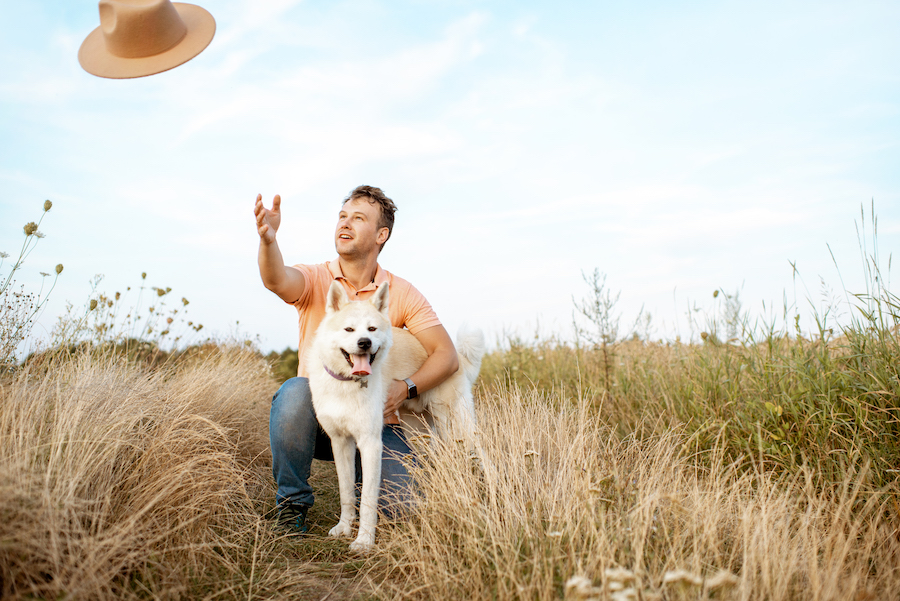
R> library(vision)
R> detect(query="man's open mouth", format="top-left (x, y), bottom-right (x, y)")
top-left (341, 348), bottom-right (378, 376)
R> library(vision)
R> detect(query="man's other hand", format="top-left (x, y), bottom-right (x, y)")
top-left (384, 379), bottom-right (407, 425)
top-left (255, 193), bottom-right (282, 244)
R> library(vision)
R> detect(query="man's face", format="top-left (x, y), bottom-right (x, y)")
top-left (335, 196), bottom-right (387, 258)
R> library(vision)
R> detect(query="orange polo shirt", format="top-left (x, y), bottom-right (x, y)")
top-left (290, 259), bottom-right (442, 377)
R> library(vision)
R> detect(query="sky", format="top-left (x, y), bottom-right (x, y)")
top-left (1, 0), bottom-right (898, 355)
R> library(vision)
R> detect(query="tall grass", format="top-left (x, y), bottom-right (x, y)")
top-left (0, 344), bottom-right (353, 599)
top-left (479, 311), bottom-right (900, 489)
top-left (3, 205), bottom-right (898, 599)
top-left (368, 386), bottom-right (900, 600)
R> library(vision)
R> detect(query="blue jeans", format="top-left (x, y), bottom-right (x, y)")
top-left (269, 377), bottom-right (414, 517)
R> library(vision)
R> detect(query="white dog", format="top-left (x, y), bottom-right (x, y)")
top-left (307, 280), bottom-right (484, 552)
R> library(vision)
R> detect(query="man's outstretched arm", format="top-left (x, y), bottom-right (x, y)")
top-left (255, 193), bottom-right (306, 303)
top-left (384, 324), bottom-right (459, 423)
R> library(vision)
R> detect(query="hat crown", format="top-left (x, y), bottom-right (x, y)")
top-left (99, 0), bottom-right (187, 59)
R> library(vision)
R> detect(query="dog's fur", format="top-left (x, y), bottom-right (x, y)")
top-left (307, 280), bottom-right (484, 552)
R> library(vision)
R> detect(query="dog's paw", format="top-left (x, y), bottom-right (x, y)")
top-left (328, 522), bottom-right (353, 538)
top-left (349, 535), bottom-right (374, 554)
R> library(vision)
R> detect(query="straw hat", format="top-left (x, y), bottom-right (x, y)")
top-left (79, 0), bottom-right (216, 79)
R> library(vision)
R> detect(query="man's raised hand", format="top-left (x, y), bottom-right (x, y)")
top-left (254, 194), bottom-right (282, 244)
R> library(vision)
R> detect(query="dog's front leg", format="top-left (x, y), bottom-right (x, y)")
top-left (328, 435), bottom-right (357, 539)
top-left (350, 434), bottom-right (382, 553)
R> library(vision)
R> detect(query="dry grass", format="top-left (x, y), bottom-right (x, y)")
top-left (0, 345), bottom-right (361, 600)
top-left (2, 333), bottom-right (899, 599)
top-left (367, 384), bottom-right (900, 600)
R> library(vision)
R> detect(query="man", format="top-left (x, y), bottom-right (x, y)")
top-left (255, 185), bottom-right (458, 533)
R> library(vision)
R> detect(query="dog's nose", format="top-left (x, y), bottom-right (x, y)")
top-left (357, 338), bottom-right (371, 351)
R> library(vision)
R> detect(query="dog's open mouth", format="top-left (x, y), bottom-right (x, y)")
top-left (341, 349), bottom-right (378, 376)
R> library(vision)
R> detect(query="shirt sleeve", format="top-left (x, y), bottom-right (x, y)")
top-left (290, 264), bottom-right (316, 307)
top-left (398, 280), bottom-right (442, 335)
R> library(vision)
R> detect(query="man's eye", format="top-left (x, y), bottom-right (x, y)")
top-left (344, 327), bottom-right (354, 332)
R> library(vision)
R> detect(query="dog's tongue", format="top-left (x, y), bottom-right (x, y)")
top-left (350, 354), bottom-right (372, 376)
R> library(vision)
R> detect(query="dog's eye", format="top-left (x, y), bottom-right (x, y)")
top-left (368, 327), bottom-right (376, 332)
top-left (344, 327), bottom-right (354, 332)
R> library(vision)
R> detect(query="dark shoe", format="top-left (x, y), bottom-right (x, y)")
top-left (276, 503), bottom-right (310, 534)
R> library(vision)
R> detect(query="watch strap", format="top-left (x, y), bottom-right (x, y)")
top-left (403, 377), bottom-right (417, 399)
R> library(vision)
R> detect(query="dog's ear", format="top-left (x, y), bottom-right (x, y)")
top-left (326, 281), bottom-right (350, 313)
top-left (371, 282), bottom-right (390, 315)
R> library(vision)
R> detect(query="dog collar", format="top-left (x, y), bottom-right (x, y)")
top-left (323, 364), bottom-right (353, 381)
top-left (323, 364), bottom-right (369, 388)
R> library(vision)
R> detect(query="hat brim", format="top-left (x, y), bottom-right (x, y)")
top-left (78, 3), bottom-right (216, 79)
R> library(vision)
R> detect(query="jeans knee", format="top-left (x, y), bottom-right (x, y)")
top-left (272, 377), bottom-right (312, 415)
top-left (270, 378), bottom-right (315, 437)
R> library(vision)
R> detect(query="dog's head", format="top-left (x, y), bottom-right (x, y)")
top-left (317, 280), bottom-right (392, 377)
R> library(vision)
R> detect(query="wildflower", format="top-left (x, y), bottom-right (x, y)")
top-left (194, 324), bottom-right (203, 332)
top-left (40, 272), bottom-right (49, 277)
top-left (23, 222), bottom-right (38, 236)
top-left (89, 299), bottom-right (98, 311)
top-left (141, 272), bottom-right (147, 280)
top-left (0, 251), bottom-right (8, 259)
top-left (700, 332), bottom-right (708, 340)
top-left (166, 317), bottom-right (174, 324)
top-left (43, 199), bottom-right (52, 211)
top-left (713, 290), bottom-right (719, 298)
top-left (55, 264), bottom-right (64, 274)
top-left (115, 291), bottom-right (120, 300)
top-left (182, 297), bottom-right (189, 306)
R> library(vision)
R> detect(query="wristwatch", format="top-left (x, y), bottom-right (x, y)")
top-left (403, 378), bottom-right (418, 399)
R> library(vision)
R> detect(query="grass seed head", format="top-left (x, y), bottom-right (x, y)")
top-left (565, 575), bottom-right (602, 600)
top-left (705, 570), bottom-right (739, 592)
top-left (610, 588), bottom-right (638, 601)
top-left (43, 199), bottom-right (52, 211)
top-left (663, 570), bottom-right (703, 588)
top-left (605, 567), bottom-right (636, 584)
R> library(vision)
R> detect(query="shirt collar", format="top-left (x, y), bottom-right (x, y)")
top-left (328, 258), bottom-right (388, 293)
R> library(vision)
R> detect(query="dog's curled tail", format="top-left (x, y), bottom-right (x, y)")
top-left (455, 324), bottom-right (485, 383)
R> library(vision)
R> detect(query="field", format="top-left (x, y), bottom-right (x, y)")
top-left (2, 210), bottom-right (899, 599)
top-left (2, 313), bottom-right (899, 599)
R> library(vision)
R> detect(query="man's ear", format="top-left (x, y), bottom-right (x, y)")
top-left (371, 282), bottom-right (390, 314)
top-left (376, 227), bottom-right (389, 246)
top-left (326, 280), bottom-right (350, 313)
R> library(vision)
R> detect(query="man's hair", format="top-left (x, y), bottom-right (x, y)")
top-left (343, 185), bottom-right (397, 252)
